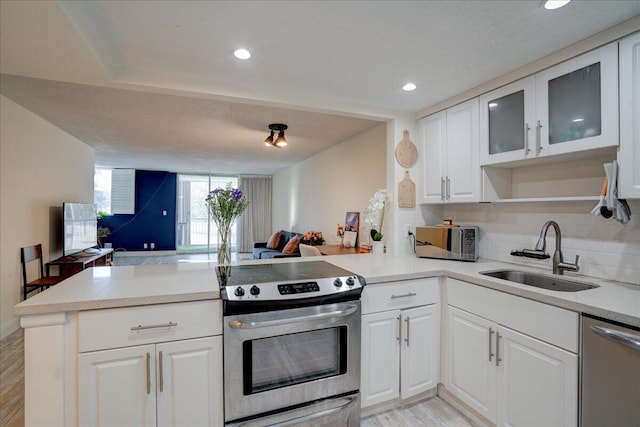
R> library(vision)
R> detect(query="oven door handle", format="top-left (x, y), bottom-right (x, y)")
top-left (229, 395), bottom-right (358, 427)
top-left (227, 303), bottom-right (359, 329)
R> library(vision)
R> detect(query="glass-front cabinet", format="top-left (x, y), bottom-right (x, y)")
top-left (481, 42), bottom-right (618, 166)
top-left (480, 76), bottom-right (536, 165)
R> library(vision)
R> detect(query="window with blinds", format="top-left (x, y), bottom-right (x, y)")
top-left (111, 169), bottom-right (135, 214)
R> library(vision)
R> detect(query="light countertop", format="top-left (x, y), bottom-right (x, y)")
top-left (14, 255), bottom-right (640, 327)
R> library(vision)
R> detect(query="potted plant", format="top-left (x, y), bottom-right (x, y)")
top-left (97, 226), bottom-right (111, 248)
top-left (365, 189), bottom-right (388, 254)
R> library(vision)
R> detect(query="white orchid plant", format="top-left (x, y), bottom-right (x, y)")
top-left (364, 189), bottom-right (388, 242)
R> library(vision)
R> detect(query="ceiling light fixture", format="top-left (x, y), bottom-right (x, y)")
top-left (543, 0), bottom-right (571, 10)
top-left (264, 124), bottom-right (288, 148)
top-left (234, 48), bottom-right (251, 59)
top-left (402, 82), bottom-right (417, 91)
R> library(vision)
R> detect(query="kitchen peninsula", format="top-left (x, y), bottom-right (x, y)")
top-left (14, 254), bottom-right (640, 426)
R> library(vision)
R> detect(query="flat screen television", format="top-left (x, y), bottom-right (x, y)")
top-left (63, 203), bottom-right (98, 257)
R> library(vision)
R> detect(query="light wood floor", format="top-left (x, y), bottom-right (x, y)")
top-left (0, 328), bottom-right (24, 427)
top-left (362, 398), bottom-right (478, 427)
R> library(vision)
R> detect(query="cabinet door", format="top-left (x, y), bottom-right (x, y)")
top-left (536, 43), bottom-right (618, 157)
top-left (156, 336), bottom-right (223, 427)
top-left (420, 111), bottom-right (447, 203)
top-left (446, 306), bottom-right (497, 422)
top-left (446, 98), bottom-right (481, 202)
top-left (361, 310), bottom-right (401, 408)
top-left (496, 326), bottom-right (578, 427)
top-left (480, 76), bottom-right (536, 165)
top-left (619, 32), bottom-right (640, 199)
top-left (78, 344), bottom-right (157, 427)
top-left (400, 305), bottom-right (439, 400)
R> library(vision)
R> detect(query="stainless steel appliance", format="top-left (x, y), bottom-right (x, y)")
top-left (415, 226), bottom-right (478, 261)
top-left (581, 315), bottom-right (640, 427)
top-left (219, 261), bottom-right (365, 427)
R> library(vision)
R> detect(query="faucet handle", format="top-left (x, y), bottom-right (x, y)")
top-left (574, 255), bottom-right (580, 265)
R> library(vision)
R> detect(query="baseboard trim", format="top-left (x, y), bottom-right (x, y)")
top-left (0, 317), bottom-right (21, 341)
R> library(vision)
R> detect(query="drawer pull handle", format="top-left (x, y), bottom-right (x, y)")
top-left (391, 293), bottom-right (417, 299)
top-left (131, 321), bottom-right (178, 331)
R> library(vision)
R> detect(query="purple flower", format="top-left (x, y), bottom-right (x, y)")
top-left (232, 188), bottom-right (243, 201)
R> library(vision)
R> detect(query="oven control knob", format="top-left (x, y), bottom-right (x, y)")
top-left (333, 278), bottom-right (343, 287)
top-left (346, 277), bottom-right (355, 287)
top-left (234, 286), bottom-right (245, 297)
top-left (250, 285), bottom-right (260, 296)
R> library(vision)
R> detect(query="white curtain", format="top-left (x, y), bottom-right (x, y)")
top-left (238, 175), bottom-right (272, 253)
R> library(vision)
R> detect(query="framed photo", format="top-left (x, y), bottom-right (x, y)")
top-left (345, 211), bottom-right (360, 247)
top-left (343, 231), bottom-right (358, 248)
top-left (345, 212), bottom-right (360, 232)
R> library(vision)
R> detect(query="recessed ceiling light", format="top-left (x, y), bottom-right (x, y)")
top-left (544, 0), bottom-right (571, 10)
top-left (233, 48), bottom-right (251, 59)
top-left (402, 83), bottom-right (417, 91)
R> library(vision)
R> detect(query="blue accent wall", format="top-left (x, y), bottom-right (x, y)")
top-left (99, 170), bottom-right (177, 251)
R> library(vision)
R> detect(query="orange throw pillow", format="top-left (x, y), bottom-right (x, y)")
top-left (266, 231), bottom-right (281, 249)
top-left (282, 235), bottom-right (300, 254)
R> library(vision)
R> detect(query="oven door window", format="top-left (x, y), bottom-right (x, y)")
top-left (243, 326), bottom-right (347, 394)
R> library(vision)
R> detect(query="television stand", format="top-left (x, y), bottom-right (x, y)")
top-left (46, 248), bottom-right (114, 277)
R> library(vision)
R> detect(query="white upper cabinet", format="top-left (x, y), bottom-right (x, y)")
top-left (480, 76), bottom-right (536, 165)
top-left (481, 43), bottom-right (619, 166)
top-left (421, 110), bottom-right (448, 203)
top-left (421, 98), bottom-right (481, 204)
top-left (619, 32), bottom-right (640, 199)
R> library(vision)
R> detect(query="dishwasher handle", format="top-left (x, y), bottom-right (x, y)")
top-left (591, 325), bottom-right (640, 352)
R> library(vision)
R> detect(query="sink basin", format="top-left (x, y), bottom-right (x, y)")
top-left (481, 270), bottom-right (599, 292)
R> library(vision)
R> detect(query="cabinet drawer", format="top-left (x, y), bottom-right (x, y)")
top-left (79, 300), bottom-right (221, 352)
top-left (446, 279), bottom-right (578, 353)
top-left (362, 278), bottom-right (439, 314)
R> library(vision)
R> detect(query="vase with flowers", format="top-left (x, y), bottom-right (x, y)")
top-left (364, 189), bottom-right (388, 254)
top-left (336, 223), bottom-right (345, 247)
top-left (302, 230), bottom-right (324, 246)
top-left (206, 183), bottom-right (249, 266)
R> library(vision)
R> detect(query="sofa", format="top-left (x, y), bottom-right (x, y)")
top-left (252, 230), bottom-right (304, 259)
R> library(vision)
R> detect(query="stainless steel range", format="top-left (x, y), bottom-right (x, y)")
top-left (219, 261), bottom-right (366, 427)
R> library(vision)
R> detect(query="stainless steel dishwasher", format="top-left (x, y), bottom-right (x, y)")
top-left (581, 315), bottom-right (640, 427)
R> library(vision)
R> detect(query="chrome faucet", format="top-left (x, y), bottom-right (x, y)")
top-left (535, 221), bottom-right (580, 275)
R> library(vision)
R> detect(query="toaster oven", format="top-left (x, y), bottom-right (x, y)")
top-left (415, 226), bottom-right (478, 261)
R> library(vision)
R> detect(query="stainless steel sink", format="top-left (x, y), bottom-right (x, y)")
top-left (481, 270), bottom-right (599, 292)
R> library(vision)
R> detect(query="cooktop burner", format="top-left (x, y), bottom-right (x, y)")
top-left (217, 260), bottom-right (355, 287)
top-left (218, 260), bottom-right (366, 315)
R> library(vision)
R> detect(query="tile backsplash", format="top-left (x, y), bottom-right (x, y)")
top-left (430, 200), bottom-right (640, 286)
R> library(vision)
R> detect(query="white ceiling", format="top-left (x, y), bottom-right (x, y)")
top-left (1, 0), bottom-right (639, 174)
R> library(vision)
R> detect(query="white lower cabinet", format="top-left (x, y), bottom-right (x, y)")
top-left (79, 336), bottom-right (223, 427)
top-left (446, 305), bottom-right (578, 426)
top-left (447, 306), bottom-right (496, 421)
top-left (77, 300), bottom-right (224, 427)
top-left (361, 279), bottom-right (440, 409)
top-left (79, 344), bottom-right (157, 427)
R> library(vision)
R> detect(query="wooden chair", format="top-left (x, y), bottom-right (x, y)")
top-left (20, 244), bottom-right (64, 300)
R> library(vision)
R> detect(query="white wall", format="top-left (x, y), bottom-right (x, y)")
top-left (0, 96), bottom-right (95, 338)
top-left (272, 123), bottom-right (386, 246)
top-left (432, 201), bottom-right (640, 286)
